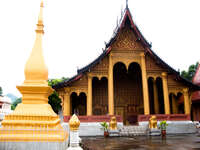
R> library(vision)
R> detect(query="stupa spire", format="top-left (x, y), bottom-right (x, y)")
top-left (36, 0), bottom-right (44, 33)
top-left (24, 0), bottom-right (48, 85)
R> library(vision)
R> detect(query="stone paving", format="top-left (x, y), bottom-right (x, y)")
top-left (82, 134), bottom-right (200, 150)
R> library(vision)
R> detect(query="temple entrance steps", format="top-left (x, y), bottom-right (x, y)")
top-left (119, 125), bottom-right (148, 136)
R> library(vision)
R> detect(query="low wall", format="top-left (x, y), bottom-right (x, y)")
top-left (62, 122), bottom-right (123, 137)
top-left (63, 115), bottom-right (123, 123)
top-left (138, 114), bottom-right (191, 122)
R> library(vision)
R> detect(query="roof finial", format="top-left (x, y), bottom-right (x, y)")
top-left (126, 0), bottom-right (129, 9)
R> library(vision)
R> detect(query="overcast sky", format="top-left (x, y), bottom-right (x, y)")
top-left (0, 0), bottom-right (200, 97)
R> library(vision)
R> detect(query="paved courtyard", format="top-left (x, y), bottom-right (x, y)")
top-left (82, 134), bottom-right (200, 150)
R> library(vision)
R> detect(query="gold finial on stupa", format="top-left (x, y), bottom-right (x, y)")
top-left (36, 0), bottom-right (44, 33)
top-left (69, 114), bottom-right (80, 131)
top-left (24, 0), bottom-right (48, 85)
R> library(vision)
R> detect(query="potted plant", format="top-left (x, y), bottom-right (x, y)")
top-left (100, 122), bottom-right (109, 137)
top-left (159, 120), bottom-right (168, 137)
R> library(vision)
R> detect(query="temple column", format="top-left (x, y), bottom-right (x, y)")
top-left (87, 74), bottom-right (92, 116)
top-left (64, 88), bottom-right (71, 116)
top-left (183, 88), bottom-right (190, 114)
top-left (108, 54), bottom-right (114, 115)
top-left (140, 52), bottom-right (150, 115)
top-left (162, 72), bottom-right (170, 114)
top-left (172, 94), bottom-right (178, 114)
top-left (153, 79), bottom-right (159, 114)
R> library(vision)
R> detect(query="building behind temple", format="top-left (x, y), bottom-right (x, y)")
top-left (191, 62), bottom-right (200, 121)
top-left (0, 96), bottom-right (12, 121)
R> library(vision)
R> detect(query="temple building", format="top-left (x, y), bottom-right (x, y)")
top-left (53, 6), bottom-right (200, 125)
top-left (191, 62), bottom-right (200, 121)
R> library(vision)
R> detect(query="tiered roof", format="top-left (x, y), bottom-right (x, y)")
top-left (53, 6), bottom-right (200, 91)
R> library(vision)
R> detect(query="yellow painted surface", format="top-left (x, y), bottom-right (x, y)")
top-left (162, 72), bottom-right (170, 114)
top-left (183, 88), bottom-right (190, 114)
top-left (64, 92), bottom-right (70, 116)
top-left (140, 53), bottom-right (150, 115)
top-left (0, 0), bottom-right (67, 142)
top-left (108, 54), bottom-right (114, 115)
top-left (87, 74), bottom-right (92, 116)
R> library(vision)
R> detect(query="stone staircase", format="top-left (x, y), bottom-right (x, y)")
top-left (119, 125), bottom-right (148, 136)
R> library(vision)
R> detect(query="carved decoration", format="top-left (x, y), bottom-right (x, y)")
top-left (112, 27), bottom-right (142, 50)
top-left (70, 74), bottom-right (87, 87)
top-left (91, 56), bottom-right (109, 74)
top-left (146, 54), bottom-right (167, 72)
top-left (69, 87), bottom-right (88, 96)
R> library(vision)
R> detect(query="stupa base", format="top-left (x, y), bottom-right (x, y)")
top-left (0, 141), bottom-right (68, 150)
top-left (0, 128), bottom-right (68, 142)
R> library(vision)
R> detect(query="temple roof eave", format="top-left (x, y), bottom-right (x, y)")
top-left (53, 7), bottom-right (200, 91)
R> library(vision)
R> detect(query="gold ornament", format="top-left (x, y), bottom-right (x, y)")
top-left (149, 115), bottom-right (158, 129)
top-left (109, 116), bottom-right (117, 130)
top-left (69, 114), bottom-right (80, 131)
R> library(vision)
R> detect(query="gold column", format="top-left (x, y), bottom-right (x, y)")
top-left (64, 88), bottom-right (70, 116)
top-left (172, 94), bottom-right (178, 114)
top-left (183, 88), bottom-right (190, 114)
top-left (108, 54), bottom-right (114, 115)
top-left (140, 52), bottom-right (150, 115)
top-left (153, 79), bottom-right (159, 114)
top-left (162, 72), bottom-right (170, 114)
top-left (87, 74), bottom-right (92, 116)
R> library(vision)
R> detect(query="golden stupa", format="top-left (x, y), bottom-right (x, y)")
top-left (0, 0), bottom-right (67, 142)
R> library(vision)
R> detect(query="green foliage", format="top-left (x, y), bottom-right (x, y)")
top-left (47, 77), bottom-right (68, 114)
top-left (48, 79), bottom-right (62, 87)
top-left (159, 120), bottom-right (168, 130)
top-left (181, 62), bottom-right (199, 81)
top-left (48, 91), bottom-right (62, 114)
top-left (11, 98), bottom-right (22, 110)
top-left (0, 86), bottom-right (3, 96)
top-left (100, 122), bottom-right (109, 132)
top-left (48, 77), bottom-right (69, 87)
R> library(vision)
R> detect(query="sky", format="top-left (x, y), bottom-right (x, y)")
top-left (0, 0), bottom-right (200, 97)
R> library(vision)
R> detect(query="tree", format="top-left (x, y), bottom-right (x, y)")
top-left (48, 91), bottom-right (62, 114)
top-left (48, 77), bottom-right (68, 114)
top-left (181, 62), bottom-right (199, 81)
top-left (0, 86), bottom-right (3, 96)
top-left (11, 98), bottom-right (22, 110)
